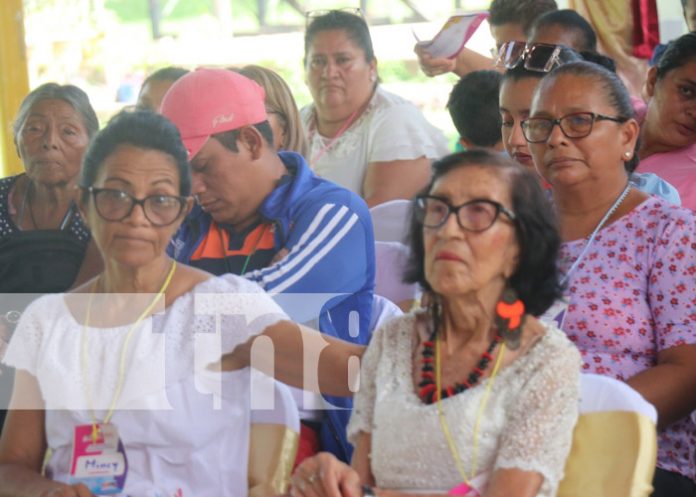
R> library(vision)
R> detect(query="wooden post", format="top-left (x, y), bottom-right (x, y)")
top-left (0, 0), bottom-right (30, 178)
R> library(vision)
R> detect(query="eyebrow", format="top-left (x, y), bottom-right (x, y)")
top-left (103, 177), bottom-right (176, 187)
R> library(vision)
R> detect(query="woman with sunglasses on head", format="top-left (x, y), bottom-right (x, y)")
top-left (525, 61), bottom-right (696, 497)
top-left (302, 9), bottom-right (449, 207)
top-left (637, 32), bottom-right (696, 211)
top-left (499, 50), bottom-right (680, 203)
top-left (0, 110), bottom-right (306, 497)
top-left (290, 149), bottom-right (581, 497)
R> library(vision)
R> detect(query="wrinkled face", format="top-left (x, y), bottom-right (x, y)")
top-left (16, 99), bottom-right (90, 187)
top-left (645, 60), bottom-right (696, 151)
top-left (490, 22), bottom-right (527, 49)
top-left (528, 74), bottom-right (638, 188)
top-left (500, 77), bottom-right (540, 171)
top-left (189, 133), bottom-right (265, 230)
top-left (305, 29), bottom-right (376, 114)
top-left (85, 145), bottom-right (190, 269)
top-left (136, 79), bottom-right (178, 113)
top-left (423, 166), bottom-right (519, 299)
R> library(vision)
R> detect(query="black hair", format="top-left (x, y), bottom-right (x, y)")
top-left (539, 61), bottom-right (640, 172)
top-left (212, 121), bottom-right (275, 152)
top-left (404, 150), bottom-right (562, 317)
top-left (502, 63), bottom-right (547, 84)
top-left (531, 9), bottom-right (597, 52)
top-left (448, 70), bottom-right (503, 148)
top-left (140, 67), bottom-right (190, 89)
top-left (13, 83), bottom-right (99, 142)
top-left (656, 32), bottom-right (696, 80)
top-left (81, 110), bottom-right (191, 197)
top-left (304, 10), bottom-right (374, 63)
top-left (489, 0), bottom-right (558, 35)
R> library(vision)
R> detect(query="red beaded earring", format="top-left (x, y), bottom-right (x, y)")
top-left (495, 288), bottom-right (525, 350)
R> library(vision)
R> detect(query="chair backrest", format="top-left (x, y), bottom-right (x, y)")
top-left (370, 199), bottom-right (411, 243)
top-left (374, 241), bottom-right (420, 306)
top-left (249, 373), bottom-right (300, 497)
top-left (557, 374), bottom-right (657, 497)
top-left (369, 294), bottom-right (404, 335)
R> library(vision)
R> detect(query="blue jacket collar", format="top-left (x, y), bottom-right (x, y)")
top-left (259, 151), bottom-right (315, 221)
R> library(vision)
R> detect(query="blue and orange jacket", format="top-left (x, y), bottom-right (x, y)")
top-left (168, 151), bottom-right (375, 461)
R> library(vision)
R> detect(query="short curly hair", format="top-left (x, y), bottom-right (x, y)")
top-left (81, 110), bottom-right (191, 197)
top-left (403, 150), bottom-right (562, 317)
top-left (489, 0), bottom-right (558, 35)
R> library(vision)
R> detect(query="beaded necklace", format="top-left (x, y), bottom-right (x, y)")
top-left (418, 322), bottom-right (503, 404)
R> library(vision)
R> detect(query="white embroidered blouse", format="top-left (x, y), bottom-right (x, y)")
top-left (347, 311), bottom-right (581, 496)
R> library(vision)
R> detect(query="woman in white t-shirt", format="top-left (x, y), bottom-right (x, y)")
top-left (301, 10), bottom-right (450, 207)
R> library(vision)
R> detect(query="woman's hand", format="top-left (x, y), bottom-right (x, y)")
top-left (414, 44), bottom-right (456, 77)
top-left (290, 452), bottom-right (362, 497)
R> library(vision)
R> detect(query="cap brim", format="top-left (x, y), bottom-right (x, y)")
top-left (182, 135), bottom-right (210, 160)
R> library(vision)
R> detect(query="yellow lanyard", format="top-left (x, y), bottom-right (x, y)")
top-left (81, 260), bottom-right (177, 442)
top-left (435, 333), bottom-right (506, 484)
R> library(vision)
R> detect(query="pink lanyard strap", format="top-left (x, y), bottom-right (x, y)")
top-left (310, 108), bottom-right (359, 165)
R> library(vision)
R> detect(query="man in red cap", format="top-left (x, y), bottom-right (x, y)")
top-left (161, 68), bottom-right (376, 463)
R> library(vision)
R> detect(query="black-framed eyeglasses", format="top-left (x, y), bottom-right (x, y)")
top-left (495, 41), bottom-right (582, 73)
top-left (415, 195), bottom-right (516, 232)
top-left (305, 7), bottom-right (362, 26)
top-left (520, 112), bottom-right (628, 143)
top-left (84, 187), bottom-right (188, 227)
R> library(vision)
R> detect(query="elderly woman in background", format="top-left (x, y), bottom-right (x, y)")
top-left (524, 61), bottom-right (696, 497)
top-left (0, 83), bottom-right (101, 293)
top-left (0, 111), bottom-right (302, 497)
top-left (233, 65), bottom-right (308, 157)
top-left (301, 10), bottom-right (449, 207)
top-left (638, 32), bottom-right (696, 211)
top-left (290, 150), bottom-right (581, 497)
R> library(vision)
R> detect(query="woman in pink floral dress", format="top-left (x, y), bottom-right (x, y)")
top-left (525, 61), bottom-right (696, 497)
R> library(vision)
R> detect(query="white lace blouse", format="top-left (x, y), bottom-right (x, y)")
top-left (347, 311), bottom-right (581, 496)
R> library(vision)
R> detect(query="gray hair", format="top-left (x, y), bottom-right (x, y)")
top-left (12, 83), bottom-right (99, 143)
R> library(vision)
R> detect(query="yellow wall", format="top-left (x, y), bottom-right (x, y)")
top-left (0, 0), bottom-right (30, 178)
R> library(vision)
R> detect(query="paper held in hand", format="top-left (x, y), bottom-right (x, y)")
top-left (414, 12), bottom-right (489, 59)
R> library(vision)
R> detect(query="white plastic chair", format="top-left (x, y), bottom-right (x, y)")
top-left (370, 199), bottom-right (411, 243)
top-left (374, 241), bottom-right (420, 307)
top-left (557, 374), bottom-right (658, 497)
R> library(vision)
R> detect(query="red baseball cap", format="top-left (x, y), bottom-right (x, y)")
top-left (160, 68), bottom-right (267, 159)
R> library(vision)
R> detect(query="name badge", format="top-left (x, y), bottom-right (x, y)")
top-left (70, 423), bottom-right (128, 494)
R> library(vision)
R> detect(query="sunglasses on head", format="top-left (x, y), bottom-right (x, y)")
top-left (305, 7), bottom-right (362, 26)
top-left (495, 41), bottom-right (582, 73)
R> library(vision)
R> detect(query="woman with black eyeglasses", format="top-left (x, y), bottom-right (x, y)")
top-left (0, 111), bottom-right (306, 497)
top-left (526, 61), bottom-right (696, 497)
top-left (290, 150), bottom-right (581, 497)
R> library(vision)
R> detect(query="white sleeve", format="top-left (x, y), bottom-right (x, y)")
top-left (494, 335), bottom-right (581, 489)
top-left (367, 102), bottom-right (450, 163)
top-left (346, 320), bottom-right (387, 442)
top-left (2, 297), bottom-right (49, 375)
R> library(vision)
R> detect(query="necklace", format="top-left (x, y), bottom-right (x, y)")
top-left (81, 260), bottom-right (177, 442)
top-left (435, 324), bottom-right (506, 484)
top-left (22, 180), bottom-right (75, 231)
top-left (418, 324), bottom-right (502, 404)
top-left (217, 223), bottom-right (271, 275)
top-left (310, 108), bottom-right (360, 165)
top-left (560, 183), bottom-right (632, 286)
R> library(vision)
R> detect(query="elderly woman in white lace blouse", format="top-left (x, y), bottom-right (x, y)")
top-left (289, 150), bottom-right (581, 497)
